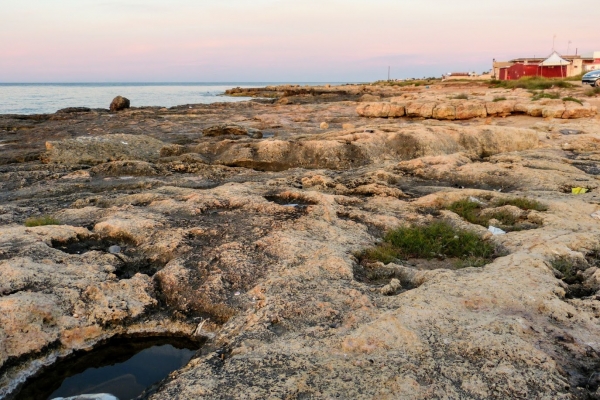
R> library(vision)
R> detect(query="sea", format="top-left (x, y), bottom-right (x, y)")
top-left (0, 82), bottom-right (338, 115)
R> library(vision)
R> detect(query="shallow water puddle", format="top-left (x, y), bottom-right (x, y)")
top-left (14, 338), bottom-right (198, 400)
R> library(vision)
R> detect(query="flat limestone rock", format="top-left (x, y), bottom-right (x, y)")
top-left (43, 134), bottom-right (165, 165)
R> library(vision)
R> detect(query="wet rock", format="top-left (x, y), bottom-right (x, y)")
top-left (109, 96), bottom-right (130, 112)
top-left (56, 107), bottom-right (92, 114)
top-left (53, 394), bottom-right (119, 400)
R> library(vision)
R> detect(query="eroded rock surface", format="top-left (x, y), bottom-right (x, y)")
top-left (2, 82), bottom-right (600, 399)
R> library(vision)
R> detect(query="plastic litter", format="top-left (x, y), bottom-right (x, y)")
top-left (572, 187), bottom-right (589, 194)
top-left (591, 211), bottom-right (600, 220)
top-left (559, 129), bottom-right (582, 135)
top-left (108, 245), bottom-right (121, 254)
top-left (488, 226), bottom-right (506, 235)
top-left (468, 196), bottom-right (485, 205)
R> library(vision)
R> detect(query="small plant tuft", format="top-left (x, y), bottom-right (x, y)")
top-left (584, 87), bottom-right (600, 97)
top-left (492, 96), bottom-right (507, 102)
top-left (24, 215), bottom-right (60, 227)
top-left (562, 96), bottom-right (583, 105)
top-left (446, 197), bottom-right (547, 232)
top-left (492, 197), bottom-right (548, 211)
top-left (531, 91), bottom-right (560, 101)
top-left (452, 93), bottom-right (469, 100)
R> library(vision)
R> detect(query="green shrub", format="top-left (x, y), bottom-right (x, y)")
top-left (492, 96), bottom-right (507, 102)
top-left (24, 215), bottom-right (60, 227)
top-left (492, 77), bottom-right (574, 90)
top-left (359, 221), bottom-right (497, 264)
top-left (452, 93), bottom-right (469, 100)
top-left (447, 199), bottom-right (486, 226)
top-left (492, 197), bottom-right (548, 211)
top-left (446, 197), bottom-right (547, 231)
top-left (531, 91), bottom-right (560, 101)
top-left (550, 256), bottom-right (582, 284)
top-left (562, 96), bottom-right (583, 105)
top-left (584, 87), bottom-right (600, 97)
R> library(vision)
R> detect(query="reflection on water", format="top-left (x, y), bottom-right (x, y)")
top-left (14, 338), bottom-right (199, 400)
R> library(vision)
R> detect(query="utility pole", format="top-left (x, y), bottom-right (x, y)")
top-left (567, 40), bottom-right (571, 55)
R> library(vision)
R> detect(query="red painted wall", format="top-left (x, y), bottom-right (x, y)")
top-left (499, 63), bottom-right (567, 80)
top-left (539, 65), bottom-right (568, 78)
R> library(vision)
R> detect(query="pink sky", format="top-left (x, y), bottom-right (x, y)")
top-left (1, 0), bottom-right (597, 82)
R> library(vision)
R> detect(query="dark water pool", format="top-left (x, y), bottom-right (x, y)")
top-left (14, 337), bottom-right (199, 400)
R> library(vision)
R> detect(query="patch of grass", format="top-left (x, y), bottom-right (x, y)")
top-left (24, 215), bottom-right (60, 227)
top-left (492, 96), bottom-right (507, 102)
top-left (550, 256), bottom-right (582, 284)
top-left (565, 72), bottom-right (586, 81)
top-left (360, 242), bottom-right (399, 264)
top-left (584, 87), bottom-right (600, 97)
top-left (359, 221), bottom-right (497, 264)
top-left (446, 197), bottom-right (547, 231)
top-left (373, 79), bottom-right (440, 87)
top-left (454, 257), bottom-right (490, 269)
top-left (531, 91), bottom-right (560, 101)
top-left (492, 197), bottom-right (548, 211)
top-left (452, 93), bottom-right (469, 100)
top-left (491, 77), bottom-right (574, 90)
top-left (562, 96), bottom-right (583, 105)
top-left (447, 199), bottom-right (487, 226)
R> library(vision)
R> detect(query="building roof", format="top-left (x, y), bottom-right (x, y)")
top-left (539, 51), bottom-right (570, 66)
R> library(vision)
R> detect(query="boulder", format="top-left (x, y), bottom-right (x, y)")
top-left (485, 100), bottom-right (516, 116)
top-left (404, 102), bottom-right (436, 118)
top-left (356, 103), bottom-right (405, 118)
top-left (514, 102), bottom-right (544, 117)
top-left (562, 102), bottom-right (598, 119)
top-left (454, 100), bottom-right (487, 119)
top-left (541, 104), bottom-right (565, 119)
top-left (109, 96), bottom-right (130, 112)
top-left (432, 103), bottom-right (456, 120)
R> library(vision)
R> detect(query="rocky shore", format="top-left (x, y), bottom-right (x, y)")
top-left (2, 81), bottom-right (600, 399)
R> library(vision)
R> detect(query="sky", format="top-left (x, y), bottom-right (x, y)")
top-left (0, 0), bottom-right (597, 82)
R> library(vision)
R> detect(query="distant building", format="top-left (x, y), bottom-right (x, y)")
top-left (493, 51), bottom-right (600, 80)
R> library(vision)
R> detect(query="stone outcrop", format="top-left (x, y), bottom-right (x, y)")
top-left (203, 124), bottom-right (251, 137)
top-left (43, 134), bottom-right (165, 165)
top-left (3, 81), bottom-right (600, 399)
top-left (355, 102), bottom-right (405, 118)
top-left (358, 99), bottom-right (597, 120)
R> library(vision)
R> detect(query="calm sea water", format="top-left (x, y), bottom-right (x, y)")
top-left (0, 82), bottom-right (334, 115)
